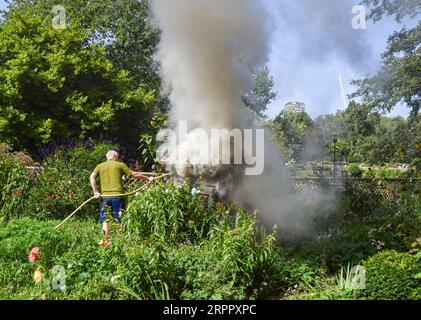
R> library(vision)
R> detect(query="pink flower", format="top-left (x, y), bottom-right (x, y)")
top-left (28, 247), bottom-right (41, 263)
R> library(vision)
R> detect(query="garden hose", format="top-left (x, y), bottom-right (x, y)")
top-left (54, 172), bottom-right (175, 229)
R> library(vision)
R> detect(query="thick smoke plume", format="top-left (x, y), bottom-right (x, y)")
top-left (152, 0), bottom-right (335, 238)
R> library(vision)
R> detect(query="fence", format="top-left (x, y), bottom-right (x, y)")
top-left (291, 177), bottom-right (421, 203)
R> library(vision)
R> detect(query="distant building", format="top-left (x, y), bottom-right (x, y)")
top-left (283, 101), bottom-right (306, 113)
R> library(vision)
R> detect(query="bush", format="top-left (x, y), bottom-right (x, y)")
top-left (26, 142), bottom-right (116, 220)
top-left (120, 183), bottom-right (288, 299)
top-left (1, 141), bottom-right (118, 221)
top-left (362, 250), bottom-right (421, 300)
top-left (347, 164), bottom-right (363, 177)
top-left (122, 180), bottom-right (229, 245)
top-left (0, 145), bottom-right (34, 222)
top-left (113, 182), bottom-right (294, 300)
top-left (172, 211), bottom-right (279, 300)
top-left (0, 182), bottom-right (293, 300)
top-left (375, 168), bottom-right (405, 179)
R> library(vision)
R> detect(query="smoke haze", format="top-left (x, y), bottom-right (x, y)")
top-left (152, 0), bottom-right (335, 237)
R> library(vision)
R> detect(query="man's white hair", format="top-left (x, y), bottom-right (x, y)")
top-left (106, 150), bottom-right (119, 160)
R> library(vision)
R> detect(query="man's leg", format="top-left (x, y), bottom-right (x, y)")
top-left (110, 197), bottom-right (124, 224)
top-left (102, 222), bottom-right (110, 238)
top-left (99, 199), bottom-right (112, 247)
top-left (99, 198), bottom-right (123, 247)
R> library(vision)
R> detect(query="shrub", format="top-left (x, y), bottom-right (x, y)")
top-left (347, 164), bottom-right (363, 177)
top-left (0, 182), bottom-right (293, 300)
top-left (111, 240), bottom-right (176, 300)
top-left (173, 211), bottom-right (278, 300)
top-left (52, 241), bottom-right (118, 298)
top-left (122, 180), bottom-right (229, 245)
top-left (376, 168), bottom-right (405, 179)
top-left (120, 185), bottom-right (289, 299)
top-left (26, 142), bottom-right (116, 220)
top-left (0, 145), bottom-right (34, 222)
top-left (362, 250), bottom-right (421, 300)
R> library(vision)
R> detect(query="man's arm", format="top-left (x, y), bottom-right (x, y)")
top-left (90, 172), bottom-right (101, 198)
top-left (131, 172), bottom-right (154, 182)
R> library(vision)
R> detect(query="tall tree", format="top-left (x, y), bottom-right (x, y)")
top-left (243, 66), bottom-right (277, 118)
top-left (270, 109), bottom-right (313, 161)
top-left (0, 9), bottom-right (154, 153)
top-left (6, 0), bottom-right (161, 91)
top-left (352, 0), bottom-right (421, 117)
top-left (350, 116), bottom-right (408, 164)
top-left (341, 102), bottom-right (380, 148)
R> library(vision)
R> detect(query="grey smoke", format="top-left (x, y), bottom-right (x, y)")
top-left (274, 0), bottom-right (374, 69)
top-left (266, 0), bottom-right (379, 117)
top-left (152, 0), bottom-right (335, 238)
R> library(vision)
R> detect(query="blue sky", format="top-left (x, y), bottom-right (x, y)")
top-left (0, 0), bottom-right (418, 118)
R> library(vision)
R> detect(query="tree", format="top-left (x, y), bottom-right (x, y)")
top-left (5, 0), bottom-right (167, 157)
top-left (361, 0), bottom-right (421, 22)
top-left (243, 66), bottom-right (277, 118)
top-left (0, 9), bottom-right (154, 154)
top-left (270, 109), bottom-right (313, 161)
top-left (341, 102), bottom-right (380, 148)
top-left (352, 0), bottom-right (421, 117)
top-left (312, 103), bottom-right (408, 164)
top-left (6, 0), bottom-right (161, 92)
top-left (350, 116), bottom-right (408, 164)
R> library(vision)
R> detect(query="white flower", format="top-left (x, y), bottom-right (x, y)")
top-left (110, 275), bottom-right (121, 284)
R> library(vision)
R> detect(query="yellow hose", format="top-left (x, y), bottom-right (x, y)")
top-left (54, 172), bottom-right (175, 229)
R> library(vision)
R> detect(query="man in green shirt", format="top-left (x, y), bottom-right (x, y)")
top-left (90, 150), bottom-right (153, 244)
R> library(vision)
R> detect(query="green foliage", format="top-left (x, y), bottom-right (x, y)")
top-left (347, 164), bottom-right (363, 177)
top-left (0, 181), bottom-right (292, 300)
top-left (8, 0), bottom-right (161, 91)
top-left (312, 108), bottom-right (415, 164)
top-left (342, 102), bottom-right (380, 141)
top-left (25, 142), bottom-right (116, 220)
top-left (123, 180), bottom-right (227, 245)
top-left (178, 212), bottom-right (277, 299)
top-left (336, 263), bottom-right (365, 291)
top-left (299, 173), bottom-right (421, 272)
top-left (375, 168), bottom-right (405, 179)
top-left (0, 218), bottom-right (103, 299)
top-left (349, 117), bottom-right (410, 164)
top-left (352, 2), bottom-right (421, 117)
top-left (0, 8), bottom-right (155, 154)
top-left (330, 138), bottom-right (350, 159)
top-left (138, 111), bottom-right (168, 172)
top-left (362, 250), bottom-right (421, 300)
top-left (270, 110), bottom-right (314, 160)
top-left (243, 66), bottom-right (277, 118)
top-left (0, 145), bottom-right (34, 222)
top-left (0, 218), bottom-right (97, 266)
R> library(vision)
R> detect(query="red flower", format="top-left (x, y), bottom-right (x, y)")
top-left (28, 247), bottom-right (41, 263)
